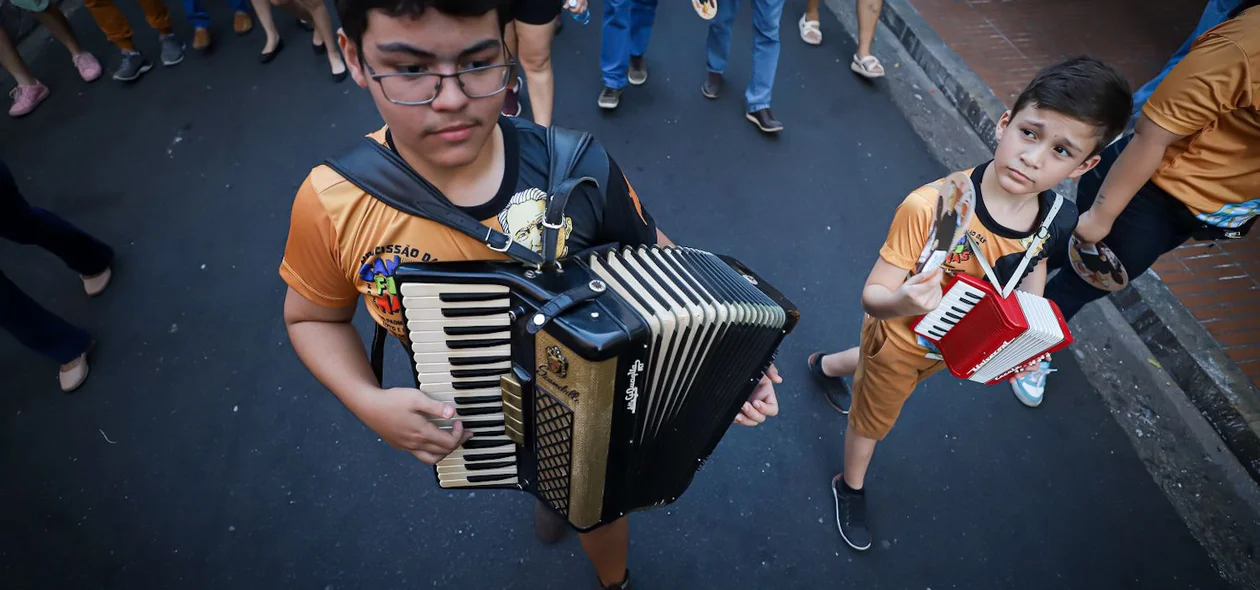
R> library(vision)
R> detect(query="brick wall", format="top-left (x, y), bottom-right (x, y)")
top-left (1152, 239), bottom-right (1260, 386)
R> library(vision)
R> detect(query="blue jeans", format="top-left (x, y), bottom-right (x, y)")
top-left (0, 159), bottom-right (113, 364)
top-left (705, 0), bottom-right (785, 112)
top-left (601, 0), bottom-right (658, 90)
top-left (1130, 0), bottom-right (1240, 119)
top-left (182, 0), bottom-right (251, 30)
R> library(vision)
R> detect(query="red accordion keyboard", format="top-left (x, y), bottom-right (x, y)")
top-left (912, 273), bottom-right (1073, 385)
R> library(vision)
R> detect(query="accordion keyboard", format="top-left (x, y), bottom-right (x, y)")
top-left (399, 282), bottom-right (519, 488)
top-left (914, 279), bottom-right (987, 342)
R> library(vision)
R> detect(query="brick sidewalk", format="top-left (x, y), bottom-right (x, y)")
top-left (905, 0), bottom-right (1260, 388)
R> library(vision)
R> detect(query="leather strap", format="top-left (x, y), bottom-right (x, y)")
top-left (526, 279), bottom-right (608, 335)
top-left (542, 176), bottom-right (596, 266)
top-left (324, 138), bottom-right (547, 268)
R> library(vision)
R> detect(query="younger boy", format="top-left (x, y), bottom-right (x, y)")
top-left (805, 57), bottom-right (1132, 551)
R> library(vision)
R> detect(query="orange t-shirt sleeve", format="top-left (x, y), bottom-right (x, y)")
top-left (278, 177), bottom-right (360, 308)
top-left (1142, 33), bottom-right (1253, 136)
top-left (878, 191), bottom-right (934, 271)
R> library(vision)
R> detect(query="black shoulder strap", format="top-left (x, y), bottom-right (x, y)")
top-left (324, 138), bottom-right (546, 268)
top-left (324, 125), bottom-right (605, 387)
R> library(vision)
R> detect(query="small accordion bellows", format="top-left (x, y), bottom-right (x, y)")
top-left (912, 273), bottom-right (1072, 385)
top-left (395, 245), bottom-right (799, 531)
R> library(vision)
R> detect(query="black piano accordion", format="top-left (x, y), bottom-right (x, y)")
top-left (396, 244), bottom-right (799, 531)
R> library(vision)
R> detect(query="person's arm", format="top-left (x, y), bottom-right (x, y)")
top-left (861, 258), bottom-right (944, 320)
top-left (1015, 258), bottom-right (1048, 297)
top-left (1075, 117), bottom-right (1185, 243)
top-left (282, 289), bottom-right (470, 464)
top-left (279, 177), bottom-right (468, 464)
top-left (1077, 31), bottom-right (1247, 244)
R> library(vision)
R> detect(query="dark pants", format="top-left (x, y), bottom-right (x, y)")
top-left (1045, 136), bottom-right (1193, 320)
top-left (0, 158), bottom-right (113, 364)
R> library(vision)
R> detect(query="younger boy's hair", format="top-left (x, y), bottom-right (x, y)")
top-left (1010, 56), bottom-right (1132, 157)
top-left (337, 0), bottom-right (513, 47)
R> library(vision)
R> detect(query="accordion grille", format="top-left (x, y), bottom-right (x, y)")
top-left (535, 390), bottom-right (575, 516)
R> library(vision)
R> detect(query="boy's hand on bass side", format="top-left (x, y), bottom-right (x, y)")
top-left (735, 364), bottom-right (781, 426)
top-left (896, 267), bottom-right (944, 316)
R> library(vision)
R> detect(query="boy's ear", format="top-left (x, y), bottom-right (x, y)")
top-left (340, 29), bottom-right (369, 90)
top-left (995, 110), bottom-right (1012, 143)
top-left (1068, 153), bottom-right (1102, 180)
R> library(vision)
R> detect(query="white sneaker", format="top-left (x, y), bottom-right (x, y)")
top-left (1010, 361), bottom-right (1055, 407)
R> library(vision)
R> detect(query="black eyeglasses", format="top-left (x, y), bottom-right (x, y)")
top-left (361, 55), bottom-right (516, 106)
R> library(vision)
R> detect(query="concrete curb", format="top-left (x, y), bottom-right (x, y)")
top-left (1113, 273), bottom-right (1260, 483)
top-left (876, 0), bottom-right (1260, 485)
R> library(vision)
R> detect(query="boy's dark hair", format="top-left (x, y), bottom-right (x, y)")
top-left (1010, 56), bottom-right (1132, 157)
top-left (338, 0), bottom-right (513, 46)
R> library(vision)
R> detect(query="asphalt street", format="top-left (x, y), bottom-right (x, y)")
top-left (0, 1), bottom-right (1231, 588)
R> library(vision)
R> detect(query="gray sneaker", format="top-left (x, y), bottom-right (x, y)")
top-left (159, 34), bottom-right (185, 66)
top-left (598, 86), bottom-right (622, 109)
top-left (112, 51), bottom-right (153, 82)
top-left (628, 56), bottom-right (647, 86)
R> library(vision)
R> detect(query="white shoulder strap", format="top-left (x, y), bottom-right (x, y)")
top-left (969, 193), bottom-right (1064, 298)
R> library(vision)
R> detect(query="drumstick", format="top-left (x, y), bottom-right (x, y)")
top-left (915, 172), bottom-right (976, 275)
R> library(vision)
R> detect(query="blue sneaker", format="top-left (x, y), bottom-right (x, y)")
top-left (1010, 361), bottom-right (1055, 407)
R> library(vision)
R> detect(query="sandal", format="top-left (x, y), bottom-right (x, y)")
top-left (808, 351), bottom-right (851, 414)
top-left (799, 14), bottom-right (822, 45)
top-left (850, 54), bottom-right (885, 79)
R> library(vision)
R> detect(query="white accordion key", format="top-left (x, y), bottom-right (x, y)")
top-left (915, 282), bottom-right (986, 340)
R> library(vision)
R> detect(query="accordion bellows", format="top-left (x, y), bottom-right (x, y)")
top-left (395, 245), bottom-right (799, 531)
top-left (913, 273), bottom-right (1073, 384)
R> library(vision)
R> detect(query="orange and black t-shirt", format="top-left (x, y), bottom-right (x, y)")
top-left (877, 162), bottom-right (1078, 352)
top-left (279, 116), bottom-right (657, 339)
top-left (1143, 6), bottom-right (1259, 228)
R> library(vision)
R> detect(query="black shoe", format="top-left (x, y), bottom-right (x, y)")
top-left (832, 473), bottom-right (872, 551)
top-left (746, 108), bottom-right (783, 133)
top-left (701, 71), bottom-right (721, 99)
top-left (600, 569), bottom-right (631, 589)
top-left (534, 500), bottom-right (568, 545)
top-left (808, 351), bottom-right (850, 414)
top-left (598, 86), bottom-right (622, 110)
top-left (260, 38), bottom-right (284, 63)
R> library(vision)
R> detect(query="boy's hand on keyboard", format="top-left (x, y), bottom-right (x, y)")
top-left (897, 267), bottom-right (944, 316)
top-left (363, 387), bottom-right (474, 465)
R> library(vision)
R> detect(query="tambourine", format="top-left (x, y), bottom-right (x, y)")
top-left (1068, 235), bottom-right (1128, 292)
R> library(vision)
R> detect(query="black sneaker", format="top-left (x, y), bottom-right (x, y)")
top-left (832, 473), bottom-right (872, 551)
top-left (746, 108), bottom-right (784, 133)
top-left (808, 351), bottom-right (850, 414)
top-left (598, 86), bottom-right (622, 109)
top-left (628, 55), bottom-right (647, 86)
top-left (701, 71), bottom-right (721, 99)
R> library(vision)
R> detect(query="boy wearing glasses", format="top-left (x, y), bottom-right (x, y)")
top-left (277, 1), bottom-right (782, 588)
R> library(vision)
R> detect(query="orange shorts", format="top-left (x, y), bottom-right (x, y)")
top-left (848, 314), bottom-right (946, 440)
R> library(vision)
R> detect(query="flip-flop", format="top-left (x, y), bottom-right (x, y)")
top-left (808, 351), bottom-right (851, 414)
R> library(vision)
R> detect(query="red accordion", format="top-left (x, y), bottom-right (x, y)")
top-left (912, 273), bottom-right (1073, 385)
